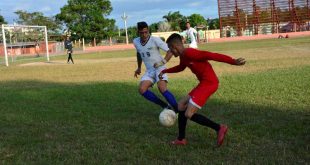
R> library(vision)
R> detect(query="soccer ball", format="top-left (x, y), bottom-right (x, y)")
top-left (159, 108), bottom-right (177, 127)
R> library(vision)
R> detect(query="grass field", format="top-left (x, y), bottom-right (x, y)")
top-left (0, 37), bottom-right (309, 164)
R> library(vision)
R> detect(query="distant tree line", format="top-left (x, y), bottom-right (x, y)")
top-left (0, 0), bottom-right (219, 43)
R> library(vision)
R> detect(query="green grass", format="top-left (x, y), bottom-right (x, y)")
top-left (0, 37), bottom-right (309, 164)
top-left (199, 36), bottom-right (310, 52)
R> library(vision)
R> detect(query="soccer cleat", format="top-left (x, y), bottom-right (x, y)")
top-left (171, 139), bottom-right (187, 146)
top-left (217, 124), bottom-right (228, 147)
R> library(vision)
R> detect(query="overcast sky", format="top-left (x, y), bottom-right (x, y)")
top-left (0, 0), bottom-right (219, 28)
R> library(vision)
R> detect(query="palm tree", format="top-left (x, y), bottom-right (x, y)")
top-left (163, 11), bottom-right (185, 31)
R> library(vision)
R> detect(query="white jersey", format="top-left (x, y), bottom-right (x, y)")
top-left (186, 27), bottom-right (198, 48)
top-left (133, 36), bottom-right (169, 71)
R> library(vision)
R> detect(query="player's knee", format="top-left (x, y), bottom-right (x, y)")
top-left (178, 103), bottom-right (186, 111)
top-left (158, 88), bottom-right (166, 94)
top-left (138, 87), bottom-right (147, 95)
top-left (157, 86), bottom-right (167, 93)
top-left (185, 111), bottom-right (194, 119)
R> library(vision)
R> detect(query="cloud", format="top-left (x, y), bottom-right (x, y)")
top-left (189, 2), bottom-right (203, 7)
top-left (39, 7), bottom-right (52, 13)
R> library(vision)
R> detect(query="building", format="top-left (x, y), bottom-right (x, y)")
top-left (218, 0), bottom-right (310, 37)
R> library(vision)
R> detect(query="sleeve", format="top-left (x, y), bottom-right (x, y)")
top-left (185, 49), bottom-right (236, 65)
top-left (153, 37), bottom-right (169, 52)
top-left (162, 62), bottom-right (186, 74)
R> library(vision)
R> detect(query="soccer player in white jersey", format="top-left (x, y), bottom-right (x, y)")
top-left (133, 21), bottom-right (178, 113)
top-left (185, 22), bottom-right (198, 48)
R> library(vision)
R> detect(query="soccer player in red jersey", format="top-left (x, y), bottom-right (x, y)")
top-left (158, 33), bottom-right (246, 146)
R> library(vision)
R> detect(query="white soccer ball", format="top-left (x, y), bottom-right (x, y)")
top-left (159, 108), bottom-right (177, 127)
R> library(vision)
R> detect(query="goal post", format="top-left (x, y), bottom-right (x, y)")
top-left (1, 24), bottom-right (9, 66)
top-left (1, 24), bottom-right (49, 66)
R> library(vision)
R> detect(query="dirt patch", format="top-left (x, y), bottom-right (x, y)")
top-left (18, 57), bottom-right (137, 66)
top-left (19, 61), bottom-right (67, 66)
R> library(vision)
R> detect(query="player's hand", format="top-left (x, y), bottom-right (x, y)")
top-left (158, 72), bottom-right (164, 80)
top-left (153, 59), bottom-right (166, 68)
top-left (235, 58), bottom-right (246, 65)
top-left (134, 68), bottom-right (141, 78)
top-left (153, 62), bottom-right (161, 68)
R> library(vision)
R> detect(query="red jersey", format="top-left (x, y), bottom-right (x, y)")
top-left (162, 48), bottom-right (236, 83)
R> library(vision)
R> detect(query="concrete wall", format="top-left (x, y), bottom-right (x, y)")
top-left (152, 30), bottom-right (221, 42)
top-left (0, 42), bottom-right (60, 56)
top-left (198, 29), bottom-right (221, 41)
top-left (151, 31), bottom-right (179, 41)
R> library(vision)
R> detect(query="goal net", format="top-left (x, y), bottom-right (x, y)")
top-left (0, 24), bottom-right (49, 66)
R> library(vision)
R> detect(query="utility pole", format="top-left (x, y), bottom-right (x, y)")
top-left (121, 12), bottom-right (129, 45)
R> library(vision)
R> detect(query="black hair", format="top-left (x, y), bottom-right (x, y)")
top-left (166, 33), bottom-right (183, 45)
top-left (137, 21), bottom-right (148, 30)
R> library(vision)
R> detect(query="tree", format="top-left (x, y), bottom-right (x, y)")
top-left (56, 0), bottom-right (115, 44)
top-left (0, 14), bottom-right (7, 25)
top-left (116, 25), bottom-right (139, 44)
top-left (208, 18), bottom-right (219, 30)
top-left (163, 11), bottom-right (180, 22)
top-left (187, 14), bottom-right (207, 28)
top-left (163, 11), bottom-right (186, 31)
top-left (158, 21), bottom-right (171, 32)
top-left (149, 22), bottom-right (159, 33)
top-left (14, 10), bottom-right (61, 34)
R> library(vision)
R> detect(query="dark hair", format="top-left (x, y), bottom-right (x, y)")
top-left (137, 21), bottom-right (148, 30)
top-left (166, 33), bottom-right (183, 45)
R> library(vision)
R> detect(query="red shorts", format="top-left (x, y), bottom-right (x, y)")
top-left (188, 81), bottom-right (218, 109)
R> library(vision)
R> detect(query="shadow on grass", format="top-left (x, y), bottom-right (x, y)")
top-left (0, 80), bottom-right (308, 164)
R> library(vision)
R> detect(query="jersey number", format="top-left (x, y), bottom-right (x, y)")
top-left (141, 52), bottom-right (151, 57)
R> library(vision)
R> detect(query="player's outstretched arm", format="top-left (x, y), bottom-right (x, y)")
top-left (158, 64), bottom-right (186, 79)
top-left (188, 49), bottom-right (246, 66)
top-left (185, 49), bottom-right (235, 64)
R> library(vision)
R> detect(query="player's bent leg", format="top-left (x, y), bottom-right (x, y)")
top-left (157, 80), bottom-right (168, 93)
top-left (157, 80), bottom-right (178, 112)
top-left (217, 124), bottom-right (228, 147)
top-left (70, 54), bottom-right (74, 64)
top-left (139, 80), bottom-right (168, 108)
top-left (187, 100), bottom-right (227, 146)
top-left (178, 95), bottom-right (190, 112)
top-left (173, 110), bottom-right (188, 146)
top-left (172, 103), bottom-right (198, 145)
top-left (187, 99), bottom-right (221, 130)
top-left (184, 103), bottom-right (199, 119)
top-left (171, 95), bottom-right (190, 146)
top-left (139, 80), bottom-right (153, 94)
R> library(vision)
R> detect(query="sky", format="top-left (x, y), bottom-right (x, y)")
top-left (0, 0), bottom-right (219, 28)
